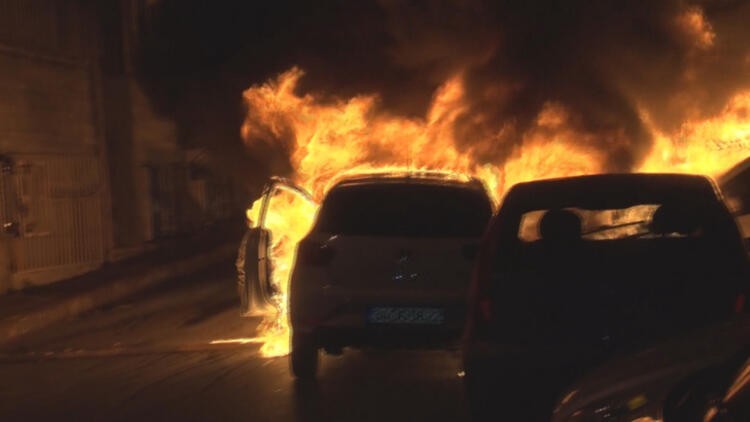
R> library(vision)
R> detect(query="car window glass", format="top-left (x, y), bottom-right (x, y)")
top-left (517, 204), bottom-right (704, 242)
top-left (315, 184), bottom-right (492, 237)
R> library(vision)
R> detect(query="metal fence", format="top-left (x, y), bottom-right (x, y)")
top-left (0, 153), bottom-right (105, 289)
top-left (147, 162), bottom-right (236, 239)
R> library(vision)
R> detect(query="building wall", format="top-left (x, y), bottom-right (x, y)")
top-left (130, 79), bottom-right (181, 242)
top-left (0, 0), bottom-right (107, 292)
top-left (0, 0), bottom-right (98, 155)
top-left (0, 53), bottom-right (96, 154)
top-left (130, 81), bottom-right (238, 241)
top-left (0, 0), bottom-right (242, 292)
top-left (0, 0), bottom-right (94, 58)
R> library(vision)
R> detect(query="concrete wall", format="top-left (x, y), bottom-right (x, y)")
top-left (0, 53), bottom-right (96, 154)
top-left (0, 0), bottom-right (105, 291)
top-left (0, 0), bottom-right (188, 288)
top-left (0, 0), bottom-right (241, 291)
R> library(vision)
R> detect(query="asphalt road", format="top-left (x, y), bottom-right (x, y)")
top-left (0, 266), bottom-right (470, 421)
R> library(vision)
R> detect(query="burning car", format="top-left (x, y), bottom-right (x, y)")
top-left (274, 171), bottom-right (493, 379)
top-left (462, 173), bottom-right (749, 421)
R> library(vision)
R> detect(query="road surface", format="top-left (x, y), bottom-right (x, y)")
top-left (0, 265), bottom-right (470, 421)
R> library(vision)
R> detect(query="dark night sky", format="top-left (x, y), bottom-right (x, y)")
top-left (134, 0), bottom-right (750, 181)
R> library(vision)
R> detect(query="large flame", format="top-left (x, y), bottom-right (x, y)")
top-left (241, 68), bottom-right (750, 357)
top-left (640, 92), bottom-right (750, 176)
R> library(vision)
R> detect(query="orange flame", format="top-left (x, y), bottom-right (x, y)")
top-left (241, 68), bottom-right (750, 357)
top-left (640, 91), bottom-right (750, 177)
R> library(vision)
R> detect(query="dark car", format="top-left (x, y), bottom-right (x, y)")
top-left (552, 316), bottom-right (750, 422)
top-left (462, 173), bottom-right (749, 421)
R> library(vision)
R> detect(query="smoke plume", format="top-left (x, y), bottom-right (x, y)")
top-left (137, 0), bottom-right (750, 173)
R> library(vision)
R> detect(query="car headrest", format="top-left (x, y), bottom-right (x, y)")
top-left (540, 209), bottom-right (582, 242)
top-left (650, 204), bottom-right (701, 236)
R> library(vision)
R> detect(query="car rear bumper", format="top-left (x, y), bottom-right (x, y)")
top-left (292, 301), bottom-right (467, 350)
top-left (305, 325), bottom-right (463, 350)
top-left (290, 279), bottom-right (469, 348)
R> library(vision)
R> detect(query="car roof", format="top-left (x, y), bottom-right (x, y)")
top-left (502, 173), bottom-right (720, 210)
top-left (330, 171), bottom-right (487, 191)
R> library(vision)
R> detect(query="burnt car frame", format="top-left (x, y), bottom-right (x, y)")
top-left (237, 172), bottom-right (494, 379)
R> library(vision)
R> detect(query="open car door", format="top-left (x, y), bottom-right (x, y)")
top-left (237, 177), bottom-right (315, 316)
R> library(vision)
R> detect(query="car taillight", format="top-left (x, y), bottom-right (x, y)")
top-left (297, 239), bottom-right (335, 266)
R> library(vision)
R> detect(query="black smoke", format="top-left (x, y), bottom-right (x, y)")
top-left (135, 0), bottom-right (750, 177)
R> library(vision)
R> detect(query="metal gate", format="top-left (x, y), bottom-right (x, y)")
top-left (0, 153), bottom-right (105, 289)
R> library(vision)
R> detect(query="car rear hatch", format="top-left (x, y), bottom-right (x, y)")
top-left (303, 180), bottom-right (492, 328)
top-left (324, 235), bottom-right (478, 293)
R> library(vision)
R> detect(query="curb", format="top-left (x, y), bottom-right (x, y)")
top-left (0, 243), bottom-right (237, 345)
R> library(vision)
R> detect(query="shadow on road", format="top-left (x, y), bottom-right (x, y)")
top-left (290, 351), bottom-right (469, 422)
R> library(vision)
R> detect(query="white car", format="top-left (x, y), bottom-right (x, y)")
top-left (286, 172), bottom-right (493, 379)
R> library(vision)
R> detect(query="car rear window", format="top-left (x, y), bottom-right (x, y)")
top-left (517, 204), bottom-right (696, 242)
top-left (314, 183), bottom-right (492, 237)
top-left (488, 177), bottom-right (748, 347)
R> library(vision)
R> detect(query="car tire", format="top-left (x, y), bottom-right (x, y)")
top-left (291, 333), bottom-right (318, 380)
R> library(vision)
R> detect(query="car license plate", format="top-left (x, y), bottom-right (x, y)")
top-left (367, 307), bottom-right (445, 325)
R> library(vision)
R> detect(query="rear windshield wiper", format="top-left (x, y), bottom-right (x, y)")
top-left (582, 220), bottom-right (649, 236)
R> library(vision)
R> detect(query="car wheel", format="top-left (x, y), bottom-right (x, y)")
top-left (291, 333), bottom-right (319, 380)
